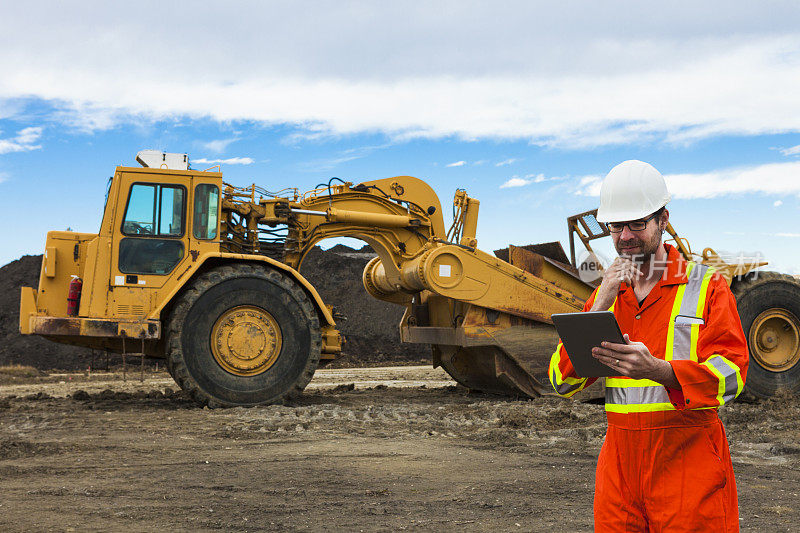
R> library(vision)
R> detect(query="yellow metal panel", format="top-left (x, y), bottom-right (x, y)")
top-left (79, 237), bottom-right (100, 316)
top-left (44, 246), bottom-right (57, 277)
top-left (19, 287), bottom-right (37, 334)
top-left (111, 287), bottom-right (150, 318)
top-left (321, 325), bottom-right (343, 355)
top-left (115, 165), bottom-right (222, 178)
top-left (459, 197), bottom-right (480, 248)
top-left (35, 232), bottom-right (98, 317)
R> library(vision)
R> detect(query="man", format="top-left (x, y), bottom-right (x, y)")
top-left (549, 160), bottom-right (748, 532)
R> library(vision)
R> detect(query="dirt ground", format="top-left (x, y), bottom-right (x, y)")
top-left (0, 367), bottom-right (800, 532)
top-left (2, 367), bottom-right (800, 532)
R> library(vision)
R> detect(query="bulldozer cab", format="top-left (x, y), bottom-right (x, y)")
top-left (65, 164), bottom-right (224, 325)
top-left (103, 167), bottom-right (221, 316)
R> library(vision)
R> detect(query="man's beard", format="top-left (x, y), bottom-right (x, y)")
top-left (616, 231), bottom-right (662, 263)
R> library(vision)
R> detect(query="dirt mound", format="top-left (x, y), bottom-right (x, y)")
top-left (299, 245), bottom-right (424, 368)
top-left (0, 255), bottom-right (100, 370)
top-left (0, 246), bottom-right (426, 371)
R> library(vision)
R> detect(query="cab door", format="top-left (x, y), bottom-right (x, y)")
top-left (109, 171), bottom-right (190, 319)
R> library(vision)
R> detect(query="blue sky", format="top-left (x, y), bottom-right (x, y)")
top-left (2, 2), bottom-right (800, 272)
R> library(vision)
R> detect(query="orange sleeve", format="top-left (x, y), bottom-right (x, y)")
top-left (549, 290), bottom-right (599, 397)
top-left (667, 275), bottom-right (749, 409)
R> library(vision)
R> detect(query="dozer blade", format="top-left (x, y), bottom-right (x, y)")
top-left (434, 345), bottom-right (548, 397)
top-left (404, 305), bottom-right (562, 398)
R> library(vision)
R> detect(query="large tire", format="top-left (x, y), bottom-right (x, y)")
top-left (167, 264), bottom-right (321, 407)
top-left (732, 271), bottom-right (800, 398)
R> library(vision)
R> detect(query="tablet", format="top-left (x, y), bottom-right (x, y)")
top-left (551, 311), bottom-right (626, 378)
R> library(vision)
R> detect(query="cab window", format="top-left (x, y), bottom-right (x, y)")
top-left (193, 184), bottom-right (219, 240)
top-left (122, 183), bottom-right (185, 236)
top-left (118, 239), bottom-right (184, 275)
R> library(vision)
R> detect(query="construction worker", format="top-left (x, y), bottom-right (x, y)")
top-left (549, 160), bottom-right (748, 532)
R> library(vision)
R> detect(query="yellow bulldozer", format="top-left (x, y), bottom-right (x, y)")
top-left (18, 151), bottom-right (800, 406)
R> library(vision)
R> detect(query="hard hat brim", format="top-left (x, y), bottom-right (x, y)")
top-left (596, 200), bottom-right (669, 223)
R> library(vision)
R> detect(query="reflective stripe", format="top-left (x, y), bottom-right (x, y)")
top-left (702, 354), bottom-right (744, 405)
top-left (606, 385), bottom-right (670, 406)
top-left (549, 343), bottom-right (589, 397)
top-left (669, 263), bottom-right (716, 362)
top-left (605, 383), bottom-right (681, 413)
top-left (673, 263), bottom-right (703, 360)
top-left (606, 377), bottom-right (660, 388)
top-left (691, 267), bottom-right (715, 361)
top-left (604, 401), bottom-right (717, 413)
top-left (605, 401), bottom-right (676, 414)
top-left (664, 263), bottom-right (693, 361)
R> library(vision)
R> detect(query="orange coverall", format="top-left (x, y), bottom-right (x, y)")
top-left (549, 244), bottom-right (748, 532)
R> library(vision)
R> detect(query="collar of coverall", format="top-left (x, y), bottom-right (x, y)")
top-left (616, 243), bottom-right (690, 295)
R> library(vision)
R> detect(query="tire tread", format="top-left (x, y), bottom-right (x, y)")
top-left (166, 264), bottom-right (321, 407)
top-left (731, 271), bottom-right (800, 398)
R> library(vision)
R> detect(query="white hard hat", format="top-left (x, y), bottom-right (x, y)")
top-left (595, 160), bottom-right (671, 223)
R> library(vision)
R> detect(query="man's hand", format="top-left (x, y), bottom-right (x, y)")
top-left (591, 334), bottom-right (681, 389)
top-left (590, 257), bottom-right (642, 311)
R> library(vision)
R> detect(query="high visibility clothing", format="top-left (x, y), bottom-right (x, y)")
top-left (549, 244), bottom-right (748, 532)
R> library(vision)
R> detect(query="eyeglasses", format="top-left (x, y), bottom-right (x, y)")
top-left (606, 212), bottom-right (660, 233)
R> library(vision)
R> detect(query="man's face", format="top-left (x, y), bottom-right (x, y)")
top-left (609, 210), bottom-right (667, 261)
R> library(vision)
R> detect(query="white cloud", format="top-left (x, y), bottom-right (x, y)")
top-left (781, 145), bottom-right (800, 156)
top-left (526, 173), bottom-right (563, 183)
top-left (202, 138), bottom-right (238, 153)
top-left (0, 126), bottom-right (42, 154)
top-left (500, 172), bottom-right (567, 188)
top-left (774, 200), bottom-right (783, 207)
top-left (495, 158), bottom-right (520, 167)
top-left (500, 177), bottom-right (532, 188)
top-left (14, 127), bottom-right (42, 145)
top-left (193, 157), bottom-right (254, 165)
top-left (0, 5), bottom-right (799, 147)
top-left (446, 161), bottom-right (466, 167)
top-left (776, 233), bottom-right (800, 238)
top-left (573, 175), bottom-right (604, 196)
top-left (573, 161), bottom-right (800, 199)
top-left (472, 160), bottom-right (488, 166)
top-left (666, 162), bottom-right (800, 199)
